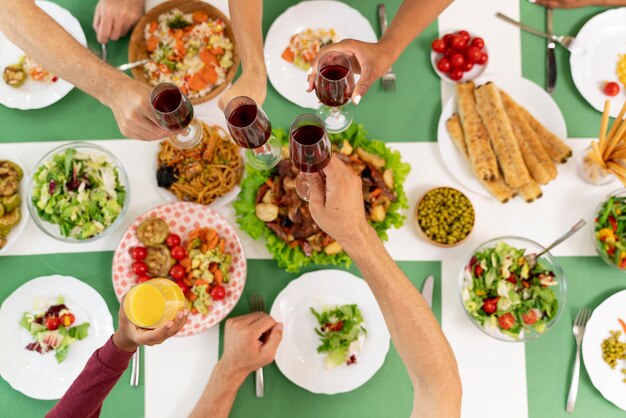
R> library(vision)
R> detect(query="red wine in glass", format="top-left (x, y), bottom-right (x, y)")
top-left (150, 83), bottom-right (201, 149)
top-left (314, 51), bottom-right (355, 134)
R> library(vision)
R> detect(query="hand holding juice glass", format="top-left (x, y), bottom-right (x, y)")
top-left (124, 278), bottom-right (186, 329)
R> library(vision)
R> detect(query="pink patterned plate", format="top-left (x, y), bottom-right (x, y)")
top-left (112, 202), bottom-right (247, 336)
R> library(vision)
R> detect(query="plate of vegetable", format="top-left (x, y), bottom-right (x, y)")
top-left (112, 202), bottom-right (246, 336)
top-left (28, 142), bottom-right (129, 242)
top-left (270, 269), bottom-right (389, 394)
top-left (593, 189), bottom-right (626, 271)
top-left (234, 123), bottom-right (409, 273)
top-left (0, 150), bottom-right (28, 254)
top-left (460, 237), bottom-right (566, 342)
top-left (0, 275), bottom-right (113, 400)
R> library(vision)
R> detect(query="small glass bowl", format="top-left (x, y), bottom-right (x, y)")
top-left (27, 142), bottom-right (130, 243)
top-left (458, 236), bottom-right (567, 342)
top-left (593, 188), bottom-right (626, 272)
top-left (577, 146), bottom-right (615, 185)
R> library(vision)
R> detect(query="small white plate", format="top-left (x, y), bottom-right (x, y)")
top-left (0, 275), bottom-right (114, 400)
top-left (437, 74), bottom-right (568, 197)
top-left (0, 1), bottom-right (87, 110)
top-left (151, 115), bottom-right (244, 209)
top-left (430, 30), bottom-right (489, 84)
top-left (0, 149), bottom-right (28, 255)
top-left (570, 8), bottom-right (626, 118)
top-left (582, 289), bottom-right (626, 411)
top-left (270, 269), bottom-right (390, 394)
top-left (264, 0), bottom-right (377, 110)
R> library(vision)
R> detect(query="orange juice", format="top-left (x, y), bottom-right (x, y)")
top-left (124, 278), bottom-right (186, 329)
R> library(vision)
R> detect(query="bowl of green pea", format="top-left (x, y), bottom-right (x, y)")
top-left (415, 186), bottom-right (475, 247)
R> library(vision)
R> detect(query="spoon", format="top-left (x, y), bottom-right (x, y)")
top-left (117, 59), bottom-right (150, 72)
top-left (525, 219), bottom-right (586, 268)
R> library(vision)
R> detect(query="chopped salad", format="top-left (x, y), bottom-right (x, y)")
top-left (143, 9), bottom-right (235, 100)
top-left (31, 148), bottom-right (126, 239)
top-left (3, 55), bottom-right (57, 88)
top-left (311, 304), bottom-right (366, 368)
top-left (281, 28), bottom-right (337, 71)
top-left (461, 241), bottom-right (559, 340)
top-left (594, 194), bottom-right (626, 269)
top-left (20, 295), bottom-right (90, 363)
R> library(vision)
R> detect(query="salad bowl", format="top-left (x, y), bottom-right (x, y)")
top-left (459, 236), bottom-right (567, 342)
top-left (593, 188), bottom-right (626, 272)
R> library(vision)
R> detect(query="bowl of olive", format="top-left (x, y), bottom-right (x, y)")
top-left (414, 186), bottom-right (475, 247)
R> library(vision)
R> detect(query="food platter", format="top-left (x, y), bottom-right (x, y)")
top-left (0, 149), bottom-right (28, 255)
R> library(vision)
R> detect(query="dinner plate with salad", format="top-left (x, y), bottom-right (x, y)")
top-left (270, 270), bottom-right (390, 394)
top-left (0, 1), bottom-right (86, 110)
top-left (264, 0), bottom-right (377, 109)
top-left (0, 275), bottom-right (113, 400)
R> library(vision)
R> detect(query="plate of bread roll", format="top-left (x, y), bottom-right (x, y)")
top-left (437, 75), bottom-right (571, 203)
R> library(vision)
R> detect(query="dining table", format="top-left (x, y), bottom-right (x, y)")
top-left (1, 0), bottom-right (624, 417)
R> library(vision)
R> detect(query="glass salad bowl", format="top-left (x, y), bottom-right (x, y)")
top-left (593, 189), bottom-right (626, 272)
top-left (458, 236), bottom-right (567, 342)
top-left (27, 142), bottom-right (129, 243)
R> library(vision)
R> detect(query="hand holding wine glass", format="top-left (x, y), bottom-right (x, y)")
top-left (150, 83), bottom-right (203, 149)
top-left (312, 51), bottom-right (355, 134)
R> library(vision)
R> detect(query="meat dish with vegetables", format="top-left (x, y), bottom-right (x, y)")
top-left (0, 160), bottom-right (23, 249)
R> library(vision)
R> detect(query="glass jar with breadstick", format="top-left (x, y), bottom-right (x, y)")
top-left (578, 100), bottom-right (626, 185)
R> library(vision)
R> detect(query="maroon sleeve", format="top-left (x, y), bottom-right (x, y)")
top-left (46, 336), bottom-right (135, 418)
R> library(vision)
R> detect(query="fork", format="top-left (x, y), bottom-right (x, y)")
top-left (249, 293), bottom-right (265, 398)
top-left (566, 307), bottom-right (592, 413)
top-left (377, 4), bottom-right (396, 90)
top-left (130, 349), bottom-right (140, 387)
top-left (495, 13), bottom-right (579, 54)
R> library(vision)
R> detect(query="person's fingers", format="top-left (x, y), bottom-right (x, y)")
top-left (110, 17), bottom-right (125, 41)
top-left (351, 66), bottom-right (376, 105)
top-left (96, 10), bottom-right (114, 44)
top-left (93, 5), bottom-right (102, 33)
top-left (249, 314), bottom-right (277, 336)
top-left (307, 172), bottom-right (326, 213)
top-left (139, 310), bottom-right (189, 345)
top-left (307, 40), bottom-right (354, 92)
top-left (261, 323), bottom-right (283, 355)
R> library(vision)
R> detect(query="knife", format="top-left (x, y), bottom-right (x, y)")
top-left (421, 275), bottom-right (434, 308)
top-left (545, 7), bottom-right (557, 93)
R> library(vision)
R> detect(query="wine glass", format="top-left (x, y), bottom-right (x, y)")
top-left (224, 96), bottom-right (282, 170)
top-left (150, 83), bottom-right (203, 149)
top-left (289, 114), bottom-right (332, 201)
top-left (314, 51), bottom-right (355, 134)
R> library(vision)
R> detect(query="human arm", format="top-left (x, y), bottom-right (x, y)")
top-left (218, 0), bottom-right (267, 110)
top-left (308, 158), bottom-right (462, 418)
top-left (0, 0), bottom-right (169, 140)
top-left (307, 0), bottom-right (453, 103)
top-left (46, 304), bottom-right (188, 418)
top-left (93, 0), bottom-right (144, 44)
top-left (189, 313), bottom-right (282, 418)
top-left (530, 0), bottom-right (624, 7)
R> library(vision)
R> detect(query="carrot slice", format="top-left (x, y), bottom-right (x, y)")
top-left (198, 65), bottom-right (218, 84)
top-left (207, 235), bottom-right (219, 250)
top-left (172, 29), bottom-right (184, 40)
top-left (149, 21), bottom-right (158, 33)
top-left (146, 36), bottom-right (159, 52)
top-left (209, 263), bottom-right (218, 274)
top-left (219, 239), bottom-right (225, 254)
top-left (281, 47), bottom-right (294, 63)
top-left (209, 47), bottom-right (224, 55)
top-left (192, 11), bottom-right (208, 23)
top-left (191, 308), bottom-right (198, 314)
top-left (188, 73), bottom-right (208, 91)
top-left (199, 50), bottom-right (218, 66)
top-left (214, 270), bottom-right (223, 286)
top-left (619, 318), bottom-right (626, 334)
top-left (188, 293), bottom-right (197, 301)
top-left (195, 279), bottom-right (209, 287)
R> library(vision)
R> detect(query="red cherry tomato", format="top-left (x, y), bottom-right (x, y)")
top-left (482, 297), bottom-right (499, 315)
top-left (129, 246), bottom-right (147, 261)
top-left (210, 285), bottom-right (226, 301)
top-left (604, 82), bottom-right (620, 97)
top-left (465, 46), bottom-right (483, 64)
top-left (444, 47), bottom-right (455, 58)
top-left (437, 57), bottom-right (451, 73)
top-left (450, 53), bottom-right (465, 68)
top-left (498, 313), bottom-right (515, 330)
top-left (450, 35), bottom-right (468, 51)
top-left (60, 313), bottom-right (75, 327)
top-left (431, 38), bottom-right (446, 53)
top-left (176, 280), bottom-right (189, 293)
top-left (522, 310), bottom-right (538, 325)
top-left (461, 61), bottom-right (474, 72)
top-left (506, 273), bottom-right (517, 285)
top-left (443, 34), bottom-right (454, 46)
top-left (476, 52), bottom-right (489, 65)
top-left (470, 37), bottom-right (485, 49)
top-left (448, 68), bottom-right (464, 81)
top-left (165, 234), bottom-right (181, 248)
top-left (136, 275), bottom-right (151, 283)
top-left (170, 245), bottom-right (187, 260)
top-left (474, 264), bottom-right (484, 276)
top-left (132, 261), bottom-right (148, 276)
top-left (45, 317), bottom-right (60, 331)
top-left (326, 321), bottom-right (344, 332)
top-left (170, 264), bottom-right (186, 280)
top-left (457, 30), bottom-right (470, 41)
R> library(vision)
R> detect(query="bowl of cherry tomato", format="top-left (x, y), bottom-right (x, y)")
top-left (431, 30), bottom-right (489, 83)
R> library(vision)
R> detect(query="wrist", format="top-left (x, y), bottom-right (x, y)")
top-left (112, 329), bottom-right (138, 353)
top-left (375, 37), bottom-right (402, 68)
top-left (99, 73), bottom-right (135, 108)
top-left (340, 222), bottom-right (376, 257)
top-left (215, 358), bottom-right (248, 387)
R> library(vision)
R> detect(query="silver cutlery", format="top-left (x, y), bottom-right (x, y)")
top-left (377, 4), bottom-right (396, 91)
top-left (117, 59), bottom-right (150, 72)
top-left (130, 349), bottom-right (140, 387)
top-left (100, 43), bottom-right (108, 63)
top-left (545, 7), bottom-right (557, 94)
top-left (421, 275), bottom-right (434, 309)
top-left (249, 293), bottom-right (265, 398)
top-left (495, 13), bottom-right (578, 53)
top-left (566, 307), bottom-right (592, 413)
top-left (524, 219), bottom-right (586, 269)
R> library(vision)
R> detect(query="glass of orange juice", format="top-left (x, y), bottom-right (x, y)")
top-left (123, 278), bottom-right (186, 329)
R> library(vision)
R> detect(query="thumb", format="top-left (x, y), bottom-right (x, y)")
top-left (262, 323), bottom-right (283, 354)
top-left (307, 172), bottom-right (325, 214)
top-left (351, 70), bottom-right (375, 106)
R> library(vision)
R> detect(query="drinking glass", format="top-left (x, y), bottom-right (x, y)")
top-left (314, 51), bottom-right (355, 134)
top-left (289, 114), bottom-right (332, 201)
top-left (123, 278), bottom-right (186, 329)
top-left (225, 96), bottom-right (282, 170)
top-left (151, 83), bottom-right (203, 149)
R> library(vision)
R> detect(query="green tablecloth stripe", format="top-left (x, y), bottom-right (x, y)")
top-left (219, 260), bottom-right (441, 418)
top-left (525, 256), bottom-right (626, 418)
top-left (0, 252), bottom-right (144, 418)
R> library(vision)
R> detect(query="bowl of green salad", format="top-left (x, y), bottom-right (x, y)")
top-left (28, 142), bottom-right (129, 243)
top-left (593, 189), bottom-right (626, 271)
top-left (459, 236), bottom-right (566, 342)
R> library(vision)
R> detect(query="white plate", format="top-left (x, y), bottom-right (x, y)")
top-left (437, 75), bottom-right (568, 197)
top-left (570, 8), bottom-right (626, 118)
top-left (0, 275), bottom-right (114, 400)
top-left (151, 115), bottom-right (243, 208)
top-left (264, 0), bottom-right (377, 109)
top-left (0, 149), bottom-right (28, 255)
top-left (270, 270), bottom-right (390, 394)
top-left (582, 289), bottom-right (626, 411)
top-left (0, 1), bottom-right (87, 110)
